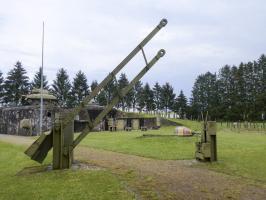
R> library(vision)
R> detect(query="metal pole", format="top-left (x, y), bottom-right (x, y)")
top-left (40, 22), bottom-right (44, 135)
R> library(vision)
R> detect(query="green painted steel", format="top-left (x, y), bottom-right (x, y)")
top-left (73, 49), bottom-right (165, 148)
top-left (24, 132), bottom-right (52, 163)
top-left (53, 113), bottom-right (74, 169)
top-left (61, 19), bottom-right (167, 131)
top-left (195, 121), bottom-right (217, 162)
top-left (24, 19), bottom-right (167, 169)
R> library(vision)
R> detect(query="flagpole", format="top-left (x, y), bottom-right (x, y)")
top-left (40, 22), bottom-right (44, 135)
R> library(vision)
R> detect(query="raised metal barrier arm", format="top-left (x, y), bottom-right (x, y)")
top-left (24, 19), bottom-right (167, 165)
top-left (62, 19), bottom-right (167, 129)
top-left (73, 49), bottom-right (166, 148)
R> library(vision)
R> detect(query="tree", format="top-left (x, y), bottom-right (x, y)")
top-left (160, 82), bottom-right (175, 114)
top-left (257, 54), bottom-right (266, 119)
top-left (104, 79), bottom-right (117, 105)
top-left (139, 83), bottom-right (155, 113)
top-left (153, 82), bottom-right (162, 112)
top-left (235, 63), bottom-right (247, 120)
top-left (117, 73), bottom-right (132, 111)
top-left (174, 90), bottom-right (187, 119)
top-left (188, 54), bottom-right (266, 121)
top-left (190, 72), bottom-right (218, 120)
top-left (71, 71), bottom-right (89, 106)
top-left (3, 61), bottom-right (29, 105)
top-left (90, 80), bottom-right (99, 103)
top-left (0, 71), bottom-right (4, 105)
top-left (51, 68), bottom-right (72, 107)
top-left (90, 80), bottom-right (107, 105)
top-left (97, 90), bottom-right (107, 106)
top-left (31, 67), bottom-right (49, 90)
top-left (131, 80), bottom-right (142, 112)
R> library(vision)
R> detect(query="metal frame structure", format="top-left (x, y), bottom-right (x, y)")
top-left (195, 120), bottom-right (217, 162)
top-left (25, 19), bottom-right (168, 169)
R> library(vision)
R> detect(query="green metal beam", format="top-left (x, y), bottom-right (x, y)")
top-left (61, 19), bottom-right (167, 130)
top-left (73, 49), bottom-right (165, 148)
top-left (24, 19), bottom-right (167, 165)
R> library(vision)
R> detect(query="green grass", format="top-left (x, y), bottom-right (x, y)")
top-left (206, 129), bottom-right (266, 182)
top-left (81, 124), bottom-right (266, 183)
top-left (0, 142), bottom-right (133, 200)
top-left (80, 126), bottom-right (197, 160)
top-left (2, 118), bottom-right (266, 197)
top-left (167, 118), bottom-right (202, 132)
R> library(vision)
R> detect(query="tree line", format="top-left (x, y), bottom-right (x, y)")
top-left (190, 54), bottom-right (266, 121)
top-left (0, 61), bottom-right (187, 117)
top-left (1, 53), bottom-right (265, 121)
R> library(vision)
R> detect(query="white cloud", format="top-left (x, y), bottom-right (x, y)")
top-left (0, 0), bottom-right (266, 97)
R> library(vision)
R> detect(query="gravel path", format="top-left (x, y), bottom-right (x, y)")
top-left (1, 134), bottom-right (266, 200)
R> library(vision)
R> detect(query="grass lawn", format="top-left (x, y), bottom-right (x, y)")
top-left (1, 119), bottom-right (265, 199)
top-left (81, 123), bottom-right (266, 183)
top-left (80, 126), bottom-right (197, 160)
top-left (207, 129), bottom-right (266, 182)
top-left (0, 142), bottom-right (133, 200)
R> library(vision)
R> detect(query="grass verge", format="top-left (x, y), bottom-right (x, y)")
top-left (0, 141), bottom-right (133, 200)
top-left (81, 125), bottom-right (266, 183)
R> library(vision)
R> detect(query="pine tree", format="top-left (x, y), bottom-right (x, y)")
top-left (31, 67), bottom-right (49, 90)
top-left (257, 54), bottom-right (266, 119)
top-left (3, 61), bottom-right (29, 105)
top-left (0, 71), bottom-right (4, 105)
top-left (190, 72), bottom-right (218, 120)
top-left (189, 54), bottom-right (266, 121)
top-left (90, 80), bottom-right (99, 103)
top-left (174, 90), bottom-right (187, 119)
top-left (153, 82), bottom-right (162, 112)
top-left (131, 80), bottom-right (142, 112)
top-left (217, 65), bottom-right (232, 120)
top-left (97, 91), bottom-right (107, 106)
top-left (137, 87), bottom-right (145, 112)
top-left (244, 62), bottom-right (256, 120)
top-left (104, 79), bottom-right (117, 105)
top-left (160, 82), bottom-right (175, 114)
top-left (117, 73), bottom-right (131, 111)
top-left (71, 71), bottom-right (89, 106)
top-left (51, 68), bottom-right (72, 107)
top-left (91, 80), bottom-right (107, 106)
top-left (236, 63), bottom-right (246, 120)
top-left (139, 83), bottom-right (155, 113)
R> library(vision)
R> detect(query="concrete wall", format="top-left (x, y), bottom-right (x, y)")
top-left (115, 117), bottom-right (160, 130)
top-left (0, 106), bottom-right (53, 136)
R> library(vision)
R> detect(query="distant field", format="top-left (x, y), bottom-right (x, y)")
top-left (81, 121), bottom-right (266, 182)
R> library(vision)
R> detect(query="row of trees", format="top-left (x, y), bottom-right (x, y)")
top-left (1, 53), bottom-right (265, 121)
top-left (190, 54), bottom-right (266, 121)
top-left (0, 61), bottom-right (188, 118)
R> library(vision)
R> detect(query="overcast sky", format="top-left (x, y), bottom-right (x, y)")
top-left (0, 0), bottom-right (266, 97)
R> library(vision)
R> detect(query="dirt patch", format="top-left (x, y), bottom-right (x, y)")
top-left (1, 134), bottom-right (266, 200)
